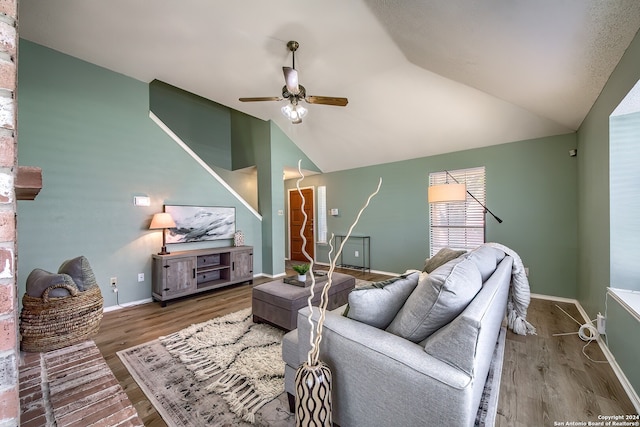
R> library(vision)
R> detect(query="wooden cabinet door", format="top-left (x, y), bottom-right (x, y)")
top-left (231, 249), bottom-right (253, 282)
top-left (164, 257), bottom-right (196, 297)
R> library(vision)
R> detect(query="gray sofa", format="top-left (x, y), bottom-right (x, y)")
top-left (282, 245), bottom-right (513, 427)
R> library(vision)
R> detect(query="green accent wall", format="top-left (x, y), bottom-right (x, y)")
top-left (607, 293), bottom-right (640, 395)
top-left (576, 28), bottom-right (640, 401)
top-left (577, 26), bottom-right (640, 316)
top-left (286, 133), bottom-right (578, 298)
top-left (16, 40), bottom-right (263, 307)
top-left (229, 111), bottom-right (320, 276)
top-left (149, 79), bottom-right (232, 170)
top-left (149, 80), bottom-right (260, 210)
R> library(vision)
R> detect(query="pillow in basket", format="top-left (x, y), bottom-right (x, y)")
top-left (58, 256), bottom-right (98, 291)
top-left (25, 269), bottom-right (78, 298)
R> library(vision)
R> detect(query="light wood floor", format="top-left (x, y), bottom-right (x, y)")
top-left (94, 267), bottom-right (637, 426)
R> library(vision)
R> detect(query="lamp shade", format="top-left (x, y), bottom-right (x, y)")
top-left (428, 183), bottom-right (466, 203)
top-left (149, 212), bottom-right (176, 229)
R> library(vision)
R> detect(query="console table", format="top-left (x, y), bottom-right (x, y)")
top-left (152, 246), bottom-right (253, 306)
top-left (334, 235), bottom-right (370, 273)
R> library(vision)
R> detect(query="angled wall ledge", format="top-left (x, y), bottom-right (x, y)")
top-left (15, 166), bottom-right (42, 200)
top-left (149, 111), bottom-right (261, 220)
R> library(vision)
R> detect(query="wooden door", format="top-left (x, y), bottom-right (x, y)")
top-left (289, 188), bottom-right (315, 262)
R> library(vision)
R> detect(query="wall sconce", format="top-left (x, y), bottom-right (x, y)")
top-left (428, 170), bottom-right (503, 223)
top-left (149, 212), bottom-right (176, 255)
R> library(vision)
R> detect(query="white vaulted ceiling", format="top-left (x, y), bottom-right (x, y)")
top-left (18, 1), bottom-right (640, 172)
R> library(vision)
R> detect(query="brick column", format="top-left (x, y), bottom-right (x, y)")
top-left (0, 0), bottom-right (19, 425)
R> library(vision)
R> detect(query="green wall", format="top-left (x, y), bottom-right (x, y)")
top-left (286, 133), bottom-right (578, 298)
top-left (228, 110), bottom-right (319, 276)
top-left (16, 40), bottom-right (262, 308)
top-left (149, 80), bottom-right (260, 210)
top-left (149, 79), bottom-right (232, 170)
top-left (576, 28), bottom-right (640, 401)
top-left (577, 26), bottom-right (640, 316)
top-left (607, 293), bottom-right (640, 395)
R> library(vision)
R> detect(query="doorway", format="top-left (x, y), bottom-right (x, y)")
top-left (289, 187), bottom-right (315, 262)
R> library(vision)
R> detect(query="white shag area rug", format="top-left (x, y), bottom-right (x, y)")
top-left (160, 308), bottom-right (285, 423)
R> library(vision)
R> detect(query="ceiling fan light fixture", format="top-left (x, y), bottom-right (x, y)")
top-left (239, 40), bottom-right (348, 122)
top-left (281, 101), bottom-right (307, 123)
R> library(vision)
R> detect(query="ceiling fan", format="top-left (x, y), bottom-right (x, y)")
top-left (239, 40), bottom-right (348, 124)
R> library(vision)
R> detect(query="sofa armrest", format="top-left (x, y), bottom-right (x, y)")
top-left (422, 256), bottom-right (512, 376)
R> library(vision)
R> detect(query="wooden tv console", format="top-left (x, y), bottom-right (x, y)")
top-left (151, 246), bottom-right (253, 306)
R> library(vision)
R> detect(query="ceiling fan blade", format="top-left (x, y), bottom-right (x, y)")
top-left (306, 96), bottom-right (348, 107)
top-left (238, 97), bottom-right (282, 102)
top-left (283, 67), bottom-right (299, 95)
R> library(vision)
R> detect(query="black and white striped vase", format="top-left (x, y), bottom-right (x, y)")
top-left (294, 361), bottom-right (332, 426)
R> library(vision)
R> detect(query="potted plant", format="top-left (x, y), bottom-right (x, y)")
top-left (292, 263), bottom-right (310, 282)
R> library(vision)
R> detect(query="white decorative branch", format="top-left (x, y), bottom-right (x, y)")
top-left (295, 160), bottom-right (382, 366)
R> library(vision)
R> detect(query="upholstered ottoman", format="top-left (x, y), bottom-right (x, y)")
top-left (252, 272), bottom-right (355, 331)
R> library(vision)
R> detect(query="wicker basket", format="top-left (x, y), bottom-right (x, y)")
top-left (20, 284), bottom-right (104, 352)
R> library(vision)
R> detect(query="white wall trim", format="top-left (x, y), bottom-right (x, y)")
top-left (608, 287), bottom-right (640, 322)
top-left (259, 272), bottom-right (287, 280)
top-left (530, 293), bottom-right (577, 304)
top-left (313, 261), bottom-right (398, 278)
top-left (103, 298), bottom-right (153, 312)
top-left (532, 293), bottom-right (640, 413)
top-left (149, 111), bottom-right (262, 221)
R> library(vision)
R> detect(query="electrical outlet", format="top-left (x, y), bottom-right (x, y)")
top-left (138, 273), bottom-right (145, 282)
top-left (355, 250), bottom-right (359, 258)
top-left (110, 277), bottom-right (117, 287)
top-left (597, 313), bottom-right (606, 335)
top-left (524, 267), bottom-right (529, 276)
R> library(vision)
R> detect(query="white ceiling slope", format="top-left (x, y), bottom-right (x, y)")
top-left (18, 1), bottom-right (640, 173)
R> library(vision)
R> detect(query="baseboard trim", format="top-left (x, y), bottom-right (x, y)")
top-left (313, 261), bottom-right (398, 277)
top-left (103, 298), bottom-right (153, 312)
top-left (532, 293), bottom-right (640, 413)
top-left (258, 272), bottom-right (286, 280)
top-left (530, 293), bottom-right (577, 304)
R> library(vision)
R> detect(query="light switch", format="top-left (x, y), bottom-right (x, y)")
top-left (134, 196), bottom-right (150, 206)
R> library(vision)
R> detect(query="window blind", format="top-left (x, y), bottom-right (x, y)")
top-left (429, 167), bottom-right (486, 257)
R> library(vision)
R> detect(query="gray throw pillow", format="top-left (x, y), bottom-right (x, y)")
top-left (344, 271), bottom-right (420, 329)
top-left (423, 248), bottom-right (467, 273)
top-left (465, 245), bottom-right (506, 282)
top-left (58, 256), bottom-right (98, 291)
top-left (25, 269), bottom-right (78, 298)
top-left (386, 257), bottom-right (482, 342)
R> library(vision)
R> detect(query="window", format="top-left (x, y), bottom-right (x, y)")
top-left (429, 167), bottom-right (486, 257)
top-left (317, 185), bottom-right (327, 244)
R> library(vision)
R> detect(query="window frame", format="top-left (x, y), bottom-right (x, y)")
top-left (429, 166), bottom-right (486, 257)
